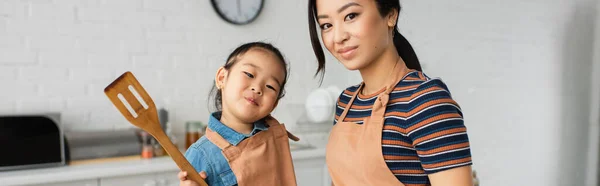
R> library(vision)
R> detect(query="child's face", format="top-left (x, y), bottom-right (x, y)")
top-left (217, 49), bottom-right (285, 123)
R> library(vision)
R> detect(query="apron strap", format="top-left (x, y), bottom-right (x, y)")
top-left (264, 115), bottom-right (300, 141)
top-left (371, 67), bottom-right (415, 119)
top-left (205, 116), bottom-right (301, 151)
top-left (205, 128), bottom-right (233, 150)
top-left (338, 83), bottom-right (363, 122)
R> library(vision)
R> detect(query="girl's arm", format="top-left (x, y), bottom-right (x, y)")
top-left (181, 146), bottom-right (212, 186)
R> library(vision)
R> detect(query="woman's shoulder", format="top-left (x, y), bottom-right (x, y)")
top-left (397, 71), bottom-right (453, 93)
top-left (343, 83), bottom-right (362, 94)
top-left (336, 71), bottom-right (454, 101)
top-left (334, 83), bottom-right (360, 100)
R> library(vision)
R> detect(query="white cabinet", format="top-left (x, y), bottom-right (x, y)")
top-left (99, 173), bottom-right (159, 186)
top-left (24, 172), bottom-right (181, 186)
top-left (154, 171), bottom-right (180, 186)
top-left (17, 160), bottom-right (329, 186)
top-left (95, 164), bottom-right (329, 186)
top-left (96, 159), bottom-right (328, 186)
top-left (1, 149), bottom-right (328, 186)
top-left (98, 171), bottom-right (179, 186)
top-left (294, 156), bottom-right (330, 186)
top-left (29, 180), bottom-right (98, 186)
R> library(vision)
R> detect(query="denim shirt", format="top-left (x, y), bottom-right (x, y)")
top-left (184, 112), bottom-right (268, 186)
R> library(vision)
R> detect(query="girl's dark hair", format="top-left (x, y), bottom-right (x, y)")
top-left (308, 0), bottom-right (422, 81)
top-left (208, 42), bottom-right (289, 112)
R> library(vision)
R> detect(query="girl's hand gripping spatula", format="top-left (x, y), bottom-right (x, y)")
top-left (104, 71), bottom-right (208, 186)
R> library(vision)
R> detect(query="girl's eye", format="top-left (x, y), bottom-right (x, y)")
top-left (320, 23), bottom-right (332, 30)
top-left (243, 72), bottom-right (254, 78)
top-left (266, 85), bottom-right (277, 91)
top-left (344, 13), bottom-right (358, 21)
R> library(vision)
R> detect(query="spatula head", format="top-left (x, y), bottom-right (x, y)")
top-left (104, 71), bottom-right (159, 130)
top-left (103, 71), bottom-right (209, 186)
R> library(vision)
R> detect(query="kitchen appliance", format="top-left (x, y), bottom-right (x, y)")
top-left (64, 128), bottom-right (141, 161)
top-left (0, 114), bottom-right (66, 171)
top-left (304, 86), bottom-right (341, 123)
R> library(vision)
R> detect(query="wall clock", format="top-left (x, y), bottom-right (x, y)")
top-left (211, 0), bottom-right (265, 25)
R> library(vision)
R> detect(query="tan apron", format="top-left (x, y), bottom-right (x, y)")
top-left (205, 116), bottom-right (299, 186)
top-left (326, 66), bottom-right (410, 186)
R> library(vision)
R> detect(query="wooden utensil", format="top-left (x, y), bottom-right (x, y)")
top-left (104, 71), bottom-right (208, 186)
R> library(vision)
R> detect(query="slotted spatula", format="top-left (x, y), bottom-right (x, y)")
top-left (104, 71), bottom-right (208, 186)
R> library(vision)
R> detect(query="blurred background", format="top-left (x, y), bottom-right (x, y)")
top-left (0, 0), bottom-right (599, 186)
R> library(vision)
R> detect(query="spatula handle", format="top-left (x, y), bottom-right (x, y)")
top-left (153, 130), bottom-right (208, 186)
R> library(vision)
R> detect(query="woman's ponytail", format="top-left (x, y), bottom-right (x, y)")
top-left (393, 28), bottom-right (422, 71)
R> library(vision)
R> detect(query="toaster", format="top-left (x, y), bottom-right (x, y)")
top-left (0, 114), bottom-right (66, 171)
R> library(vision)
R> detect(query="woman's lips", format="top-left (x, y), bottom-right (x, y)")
top-left (337, 46), bottom-right (358, 60)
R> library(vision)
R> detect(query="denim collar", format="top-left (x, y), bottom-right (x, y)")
top-left (207, 112), bottom-right (268, 146)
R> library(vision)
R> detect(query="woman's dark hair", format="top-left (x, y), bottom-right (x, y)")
top-left (208, 42), bottom-right (289, 112)
top-left (308, 0), bottom-right (422, 81)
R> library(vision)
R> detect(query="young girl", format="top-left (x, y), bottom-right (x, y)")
top-left (178, 42), bottom-right (299, 186)
top-left (308, 0), bottom-right (473, 185)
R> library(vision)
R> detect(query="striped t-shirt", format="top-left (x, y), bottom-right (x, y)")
top-left (334, 71), bottom-right (472, 186)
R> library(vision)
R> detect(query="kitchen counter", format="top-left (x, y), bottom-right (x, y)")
top-left (0, 147), bottom-right (326, 186)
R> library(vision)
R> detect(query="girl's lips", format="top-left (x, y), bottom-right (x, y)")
top-left (245, 97), bottom-right (258, 106)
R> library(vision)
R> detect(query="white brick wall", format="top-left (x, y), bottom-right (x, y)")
top-left (0, 0), bottom-right (346, 134)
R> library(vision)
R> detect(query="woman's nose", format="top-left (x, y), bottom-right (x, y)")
top-left (333, 26), bottom-right (349, 44)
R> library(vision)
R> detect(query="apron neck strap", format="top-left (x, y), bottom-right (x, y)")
top-left (264, 115), bottom-right (300, 141)
top-left (204, 116), bottom-right (300, 151)
top-left (371, 67), bottom-right (414, 118)
top-left (339, 62), bottom-right (413, 122)
top-left (382, 61), bottom-right (414, 95)
top-left (338, 83), bottom-right (363, 122)
top-left (205, 128), bottom-right (232, 150)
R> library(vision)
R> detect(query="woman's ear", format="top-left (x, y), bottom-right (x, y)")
top-left (387, 10), bottom-right (398, 28)
top-left (215, 66), bottom-right (228, 89)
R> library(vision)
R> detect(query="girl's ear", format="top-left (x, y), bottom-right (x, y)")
top-left (215, 66), bottom-right (228, 89)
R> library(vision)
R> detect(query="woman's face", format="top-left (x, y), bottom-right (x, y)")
top-left (316, 0), bottom-right (396, 70)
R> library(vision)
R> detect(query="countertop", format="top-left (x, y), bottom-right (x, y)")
top-left (0, 147), bottom-right (326, 185)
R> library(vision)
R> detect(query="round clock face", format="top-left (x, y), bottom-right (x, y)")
top-left (211, 0), bottom-right (264, 25)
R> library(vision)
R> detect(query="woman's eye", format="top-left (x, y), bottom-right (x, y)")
top-left (266, 85), bottom-right (277, 91)
top-left (243, 72), bottom-right (254, 78)
top-left (320, 23), bottom-right (332, 30)
top-left (344, 13), bottom-right (358, 21)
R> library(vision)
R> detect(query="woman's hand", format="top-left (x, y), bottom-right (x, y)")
top-left (178, 171), bottom-right (208, 186)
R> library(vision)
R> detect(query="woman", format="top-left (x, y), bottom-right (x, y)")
top-left (308, 0), bottom-right (474, 185)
